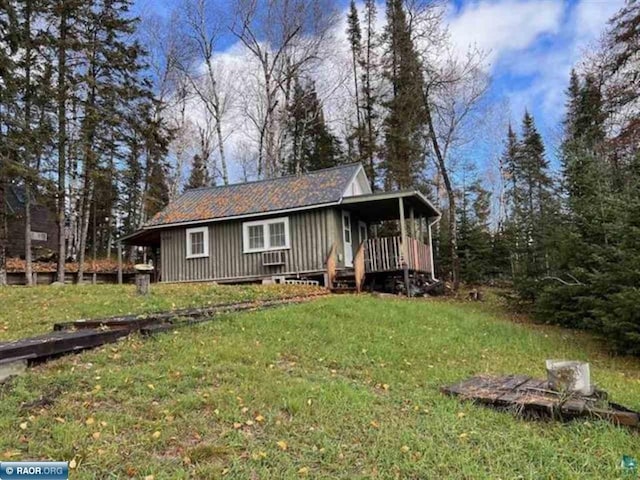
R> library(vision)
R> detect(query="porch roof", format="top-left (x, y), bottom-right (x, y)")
top-left (340, 190), bottom-right (440, 222)
top-left (119, 228), bottom-right (161, 247)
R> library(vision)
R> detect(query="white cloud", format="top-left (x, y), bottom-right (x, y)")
top-left (447, 0), bottom-right (564, 66)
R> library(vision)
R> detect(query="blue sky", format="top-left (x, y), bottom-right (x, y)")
top-left (445, 0), bottom-right (623, 163)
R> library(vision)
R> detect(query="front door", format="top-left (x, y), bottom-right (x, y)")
top-left (358, 221), bottom-right (368, 244)
top-left (342, 211), bottom-right (353, 267)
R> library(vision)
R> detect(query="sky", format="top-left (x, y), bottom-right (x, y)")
top-left (133, 0), bottom-right (625, 179)
top-left (445, 0), bottom-right (623, 160)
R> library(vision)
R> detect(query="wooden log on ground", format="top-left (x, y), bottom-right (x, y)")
top-left (0, 329), bottom-right (130, 363)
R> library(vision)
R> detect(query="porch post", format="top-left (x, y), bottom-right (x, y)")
top-left (418, 216), bottom-right (424, 243)
top-left (398, 197), bottom-right (407, 249)
top-left (117, 241), bottom-right (123, 285)
top-left (409, 207), bottom-right (416, 238)
top-left (398, 198), bottom-right (411, 297)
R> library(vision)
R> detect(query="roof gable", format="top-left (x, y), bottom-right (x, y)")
top-left (147, 163), bottom-right (363, 227)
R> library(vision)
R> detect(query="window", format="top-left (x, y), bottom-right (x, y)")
top-left (186, 226), bottom-right (209, 259)
top-left (243, 217), bottom-right (290, 253)
top-left (31, 231), bottom-right (48, 242)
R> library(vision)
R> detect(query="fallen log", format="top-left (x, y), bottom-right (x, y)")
top-left (442, 375), bottom-right (640, 428)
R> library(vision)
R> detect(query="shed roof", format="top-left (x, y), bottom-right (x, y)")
top-left (146, 163), bottom-right (362, 228)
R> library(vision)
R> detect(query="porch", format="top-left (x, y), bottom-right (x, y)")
top-left (326, 190), bottom-right (440, 293)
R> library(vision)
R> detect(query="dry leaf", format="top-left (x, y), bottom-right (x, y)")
top-left (276, 440), bottom-right (288, 451)
top-left (401, 445), bottom-right (410, 453)
top-left (69, 458), bottom-right (77, 469)
top-left (19, 422), bottom-right (27, 430)
top-left (85, 417), bottom-right (95, 425)
top-left (298, 467), bottom-right (309, 475)
top-left (255, 414), bottom-right (265, 423)
top-left (92, 432), bottom-right (101, 440)
top-left (152, 431), bottom-right (161, 439)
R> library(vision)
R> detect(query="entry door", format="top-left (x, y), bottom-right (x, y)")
top-left (358, 221), bottom-right (368, 244)
top-left (342, 211), bottom-right (353, 267)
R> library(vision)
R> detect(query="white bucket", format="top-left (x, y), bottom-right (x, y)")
top-left (546, 360), bottom-right (592, 395)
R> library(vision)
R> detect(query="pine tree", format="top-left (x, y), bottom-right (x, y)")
top-left (49, 0), bottom-right (87, 281)
top-left (605, 0), bottom-right (639, 156)
top-left (285, 78), bottom-right (341, 174)
top-left (382, 0), bottom-right (426, 189)
top-left (186, 154), bottom-right (209, 190)
top-left (346, 0), bottom-right (364, 164)
top-left (457, 177), bottom-right (492, 284)
top-left (360, 0), bottom-right (379, 189)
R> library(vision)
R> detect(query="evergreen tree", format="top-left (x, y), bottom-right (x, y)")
top-left (346, 0), bottom-right (364, 164)
top-left (457, 178), bottom-right (492, 284)
top-left (285, 78), bottom-right (341, 174)
top-left (359, 0), bottom-right (379, 189)
top-left (186, 154), bottom-right (209, 190)
top-left (382, 0), bottom-right (426, 189)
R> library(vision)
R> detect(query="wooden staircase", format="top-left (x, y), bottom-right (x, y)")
top-left (330, 269), bottom-right (358, 294)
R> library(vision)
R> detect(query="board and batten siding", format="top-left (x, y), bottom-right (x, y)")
top-left (161, 208), bottom-right (338, 282)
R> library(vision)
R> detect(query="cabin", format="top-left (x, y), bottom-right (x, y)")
top-left (121, 163), bottom-right (440, 292)
top-left (5, 185), bottom-right (59, 259)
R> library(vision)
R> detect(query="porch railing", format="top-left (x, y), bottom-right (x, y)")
top-left (363, 236), bottom-right (431, 274)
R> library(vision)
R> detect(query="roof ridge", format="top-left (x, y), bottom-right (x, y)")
top-left (183, 162), bottom-right (362, 193)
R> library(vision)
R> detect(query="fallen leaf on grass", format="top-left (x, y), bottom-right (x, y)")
top-left (276, 440), bottom-right (288, 451)
top-left (19, 422), bottom-right (27, 430)
top-left (69, 458), bottom-right (77, 469)
top-left (401, 445), bottom-right (410, 453)
top-left (152, 431), bottom-right (161, 439)
top-left (255, 414), bottom-right (265, 423)
top-left (298, 467), bottom-right (309, 475)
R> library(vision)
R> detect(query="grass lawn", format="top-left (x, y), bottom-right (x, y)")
top-left (1, 289), bottom-right (639, 478)
top-left (0, 283), bottom-right (324, 341)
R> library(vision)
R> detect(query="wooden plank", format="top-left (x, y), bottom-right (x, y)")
top-left (443, 375), bottom-right (640, 428)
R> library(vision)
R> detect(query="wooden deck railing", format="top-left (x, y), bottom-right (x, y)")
top-left (325, 242), bottom-right (337, 289)
top-left (354, 242), bottom-right (366, 293)
top-left (364, 236), bottom-right (431, 274)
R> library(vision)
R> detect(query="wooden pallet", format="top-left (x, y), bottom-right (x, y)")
top-left (442, 375), bottom-right (640, 427)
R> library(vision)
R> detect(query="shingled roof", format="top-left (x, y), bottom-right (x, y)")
top-left (146, 163), bottom-right (363, 227)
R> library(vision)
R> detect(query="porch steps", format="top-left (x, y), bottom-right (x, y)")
top-left (331, 269), bottom-right (358, 294)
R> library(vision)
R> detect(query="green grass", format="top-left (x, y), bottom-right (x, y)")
top-left (0, 283), bottom-right (324, 341)
top-left (1, 290), bottom-right (639, 479)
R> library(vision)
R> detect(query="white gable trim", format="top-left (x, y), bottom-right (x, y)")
top-left (342, 165), bottom-right (372, 198)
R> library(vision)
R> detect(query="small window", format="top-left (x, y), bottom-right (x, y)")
top-left (31, 231), bottom-right (48, 242)
top-left (248, 224), bottom-right (264, 250)
top-left (186, 226), bottom-right (209, 259)
top-left (269, 222), bottom-right (286, 248)
top-left (243, 217), bottom-right (290, 253)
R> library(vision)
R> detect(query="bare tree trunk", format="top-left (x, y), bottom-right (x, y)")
top-left (56, 11), bottom-right (68, 283)
top-left (76, 180), bottom-right (92, 284)
top-left (0, 174), bottom-right (7, 286)
top-left (24, 183), bottom-right (33, 285)
top-left (424, 89), bottom-right (459, 290)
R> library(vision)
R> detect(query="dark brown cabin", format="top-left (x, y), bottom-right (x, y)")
top-left (5, 185), bottom-right (59, 259)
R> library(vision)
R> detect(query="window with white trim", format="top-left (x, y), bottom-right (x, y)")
top-left (243, 217), bottom-right (290, 253)
top-left (31, 231), bottom-right (48, 242)
top-left (186, 226), bottom-right (209, 258)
